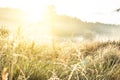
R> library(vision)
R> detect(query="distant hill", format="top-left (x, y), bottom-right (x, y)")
top-left (0, 7), bottom-right (120, 40)
top-left (0, 7), bottom-right (26, 23)
top-left (47, 13), bottom-right (120, 40)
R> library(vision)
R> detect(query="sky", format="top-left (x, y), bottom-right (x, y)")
top-left (0, 0), bottom-right (120, 24)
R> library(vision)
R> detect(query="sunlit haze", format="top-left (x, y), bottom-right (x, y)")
top-left (1, 0), bottom-right (120, 42)
top-left (0, 0), bottom-right (120, 24)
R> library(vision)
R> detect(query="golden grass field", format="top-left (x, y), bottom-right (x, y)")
top-left (0, 26), bottom-right (120, 80)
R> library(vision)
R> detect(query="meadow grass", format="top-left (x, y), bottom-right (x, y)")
top-left (0, 27), bottom-right (120, 80)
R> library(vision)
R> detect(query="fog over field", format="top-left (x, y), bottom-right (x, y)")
top-left (0, 7), bottom-right (120, 43)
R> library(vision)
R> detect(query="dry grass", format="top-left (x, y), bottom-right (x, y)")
top-left (1, 68), bottom-right (8, 80)
top-left (0, 27), bottom-right (120, 80)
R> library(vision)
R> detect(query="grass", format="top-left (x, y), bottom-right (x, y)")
top-left (0, 27), bottom-right (120, 80)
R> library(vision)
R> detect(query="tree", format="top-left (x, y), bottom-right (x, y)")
top-left (43, 5), bottom-right (56, 21)
top-left (115, 8), bottom-right (120, 12)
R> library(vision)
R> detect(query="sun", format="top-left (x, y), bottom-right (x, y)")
top-left (19, 1), bottom-right (50, 23)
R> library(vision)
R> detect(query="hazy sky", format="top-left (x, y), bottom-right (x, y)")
top-left (0, 0), bottom-right (120, 24)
